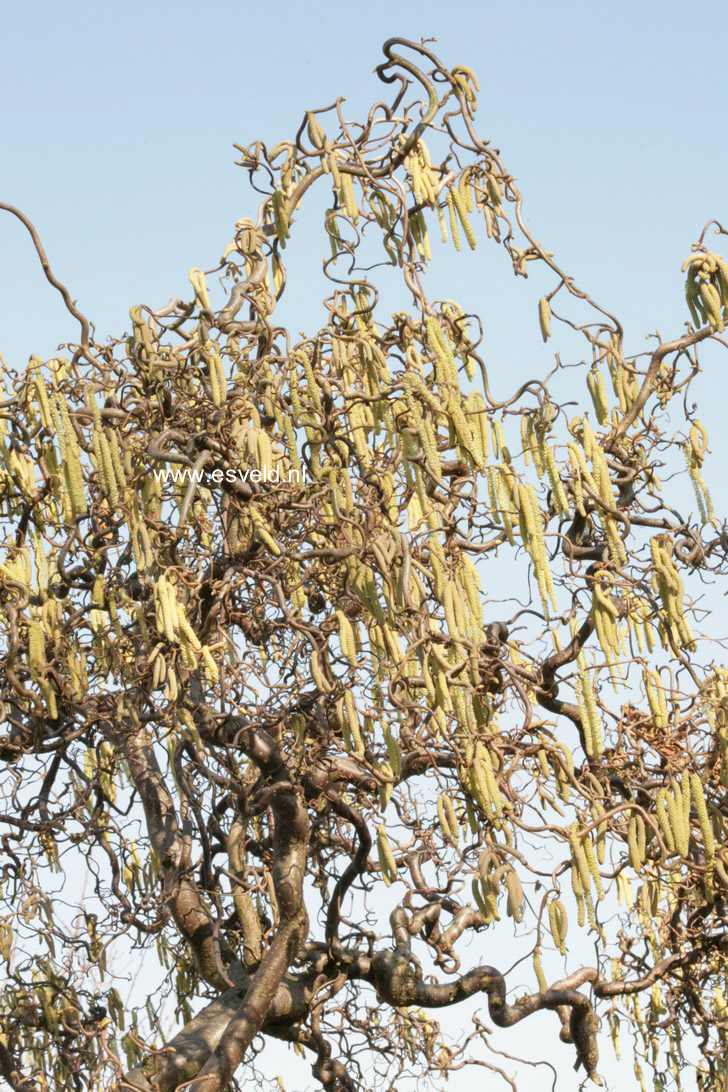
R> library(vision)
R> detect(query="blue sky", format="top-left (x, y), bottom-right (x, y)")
top-left (4, 0), bottom-right (727, 533)
top-left (2, 0), bottom-right (726, 373)
top-left (2, 3), bottom-right (725, 1089)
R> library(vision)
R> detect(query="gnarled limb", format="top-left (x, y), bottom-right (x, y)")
top-left (114, 719), bottom-right (241, 991)
top-left (366, 948), bottom-right (601, 1082)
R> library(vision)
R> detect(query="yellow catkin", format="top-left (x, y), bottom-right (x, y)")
top-left (340, 173), bottom-right (359, 223)
top-left (533, 947), bottom-right (548, 993)
top-left (377, 825), bottom-right (398, 885)
top-left (437, 795), bottom-right (453, 843)
top-left (570, 825), bottom-right (591, 895)
top-left (548, 898), bottom-right (567, 955)
top-left (443, 794), bottom-right (460, 845)
top-left (446, 189), bottom-right (461, 252)
top-left (472, 876), bottom-right (489, 918)
top-left (189, 268), bottom-right (212, 311)
top-left (538, 298), bottom-right (551, 341)
top-left (344, 690), bottom-right (364, 753)
top-left (201, 647), bottom-right (219, 686)
top-left (176, 605), bottom-right (201, 651)
top-left (249, 506), bottom-right (281, 555)
top-left (336, 610), bottom-right (357, 669)
top-left (271, 190), bottom-right (290, 245)
top-left (656, 789), bottom-right (676, 853)
top-left (30, 360), bottom-right (53, 429)
top-left (451, 186), bottom-right (476, 250)
top-left (384, 725), bottom-right (402, 778)
top-left (586, 368), bottom-right (609, 424)
top-left (505, 870), bottom-right (523, 922)
top-left (53, 395), bottom-right (87, 518)
top-left (690, 774), bottom-right (714, 861)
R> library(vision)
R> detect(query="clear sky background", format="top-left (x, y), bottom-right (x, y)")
top-left (2, 3), bottom-right (726, 1090)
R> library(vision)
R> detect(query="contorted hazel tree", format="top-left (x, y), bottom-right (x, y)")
top-left (0, 36), bottom-right (727, 1092)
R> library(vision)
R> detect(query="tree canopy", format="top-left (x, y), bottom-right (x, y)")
top-left (0, 36), bottom-right (727, 1092)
